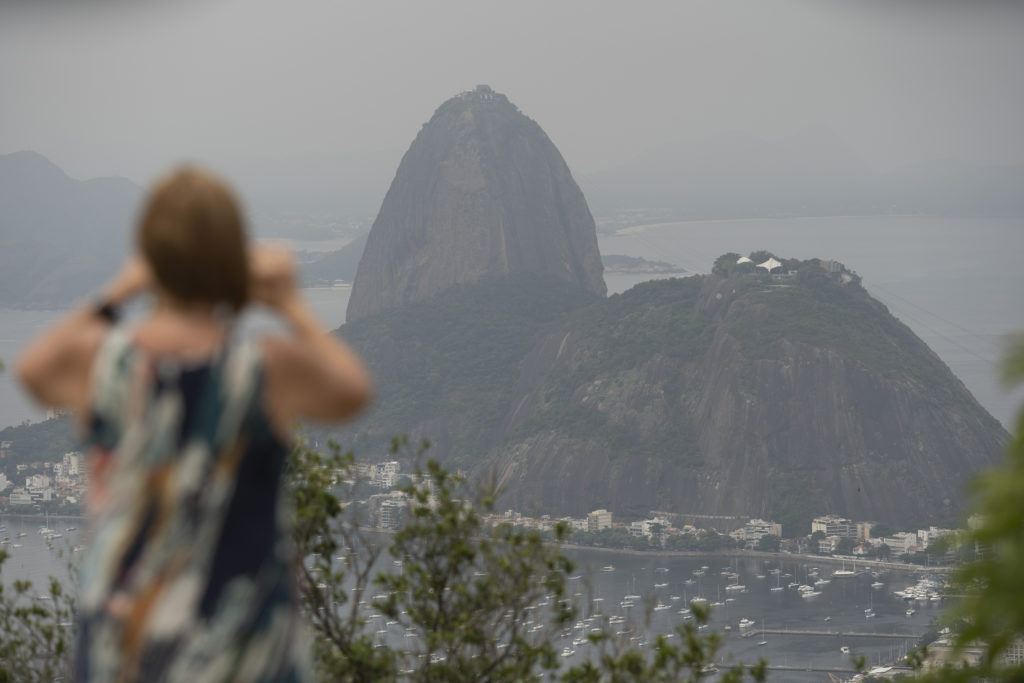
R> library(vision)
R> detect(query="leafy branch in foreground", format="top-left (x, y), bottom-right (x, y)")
top-left (374, 456), bottom-right (574, 681)
top-left (0, 549), bottom-right (75, 683)
top-left (290, 436), bottom-right (766, 682)
top-left (288, 437), bottom-right (396, 682)
top-left (905, 333), bottom-right (1024, 681)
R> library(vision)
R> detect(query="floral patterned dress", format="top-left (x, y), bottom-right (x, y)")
top-left (75, 328), bottom-right (310, 682)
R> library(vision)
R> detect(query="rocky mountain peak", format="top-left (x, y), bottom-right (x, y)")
top-left (346, 86), bottom-right (606, 321)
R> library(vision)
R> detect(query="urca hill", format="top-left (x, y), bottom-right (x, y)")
top-left (332, 88), bottom-right (1005, 532)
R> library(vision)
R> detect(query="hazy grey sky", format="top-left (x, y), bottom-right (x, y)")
top-left (2, 0), bottom-right (1022, 214)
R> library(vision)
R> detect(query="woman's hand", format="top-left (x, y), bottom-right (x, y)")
top-left (103, 256), bottom-right (152, 305)
top-left (249, 244), bottom-right (299, 312)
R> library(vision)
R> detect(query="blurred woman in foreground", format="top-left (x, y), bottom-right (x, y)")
top-left (18, 168), bottom-right (371, 682)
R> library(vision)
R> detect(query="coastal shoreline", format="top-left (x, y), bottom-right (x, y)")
top-left (557, 543), bottom-right (950, 574)
top-left (1, 512), bottom-right (85, 522)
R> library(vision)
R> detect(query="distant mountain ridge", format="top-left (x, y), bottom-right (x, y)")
top-left (0, 151), bottom-right (139, 308)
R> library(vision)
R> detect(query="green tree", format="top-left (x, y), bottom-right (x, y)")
top-left (712, 252), bottom-right (742, 275)
top-left (876, 543), bottom-right (892, 561)
top-left (835, 537), bottom-right (857, 556)
top-left (0, 551), bottom-right (75, 683)
top-left (664, 533), bottom-right (700, 552)
top-left (871, 523), bottom-right (894, 539)
top-left (373, 457), bottom-right (575, 681)
top-left (289, 438), bottom-right (397, 681)
top-left (756, 534), bottom-right (781, 553)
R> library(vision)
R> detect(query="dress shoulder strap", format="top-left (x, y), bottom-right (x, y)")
top-left (86, 327), bottom-right (138, 450)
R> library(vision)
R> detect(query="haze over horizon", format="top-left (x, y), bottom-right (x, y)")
top-left (2, 0), bottom-right (1023, 217)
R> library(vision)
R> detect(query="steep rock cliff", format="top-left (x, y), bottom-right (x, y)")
top-left (346, 85), bottom-right (605, 321)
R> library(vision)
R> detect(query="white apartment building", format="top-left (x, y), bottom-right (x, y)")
top-left (8, 489), bottom-right (32, 506)
top-left (877, 531), bottom-right (918, 554)
top-left (736, 518), bottom-right (782, 543)
top-left (379, 497), bottom-right (407, 530)
top-left (918, 526), bottom-right (954, 549)
top-left (630, 517), bottom-right (670, 539)
top-left (375, 461), bottom-right (400, 489)
top-left (587, 509), bottom-right (612, 532)
top-left (811, 515), bottom-right (857, 538)
top-left (26, 474), bottom-right (51, 491)
top-left (63, 451), bottom-right (82, 476)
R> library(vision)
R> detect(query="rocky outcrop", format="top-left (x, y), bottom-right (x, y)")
top-left (485, 272), bottom-right (1005, 528)
top-left (346, 86), bottom-right (605, 321)
top-left (335, 266), bottom-right (1006, 530)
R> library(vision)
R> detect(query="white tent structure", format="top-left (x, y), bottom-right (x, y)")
top-left (757, 257), bottom-right (782, 272)
top-left (736, 256), bottom-right (753, 264)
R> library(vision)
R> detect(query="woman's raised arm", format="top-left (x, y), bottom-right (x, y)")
top-left (17, 258), bottom-right (150, 410)
top-left (254, 245), bottom-right (372, 430)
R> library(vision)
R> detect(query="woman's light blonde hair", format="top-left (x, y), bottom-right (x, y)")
top-left (138, 167), bottom-right (249, 312)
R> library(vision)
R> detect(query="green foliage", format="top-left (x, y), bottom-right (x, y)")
top-left (756, 534), bottom-right (781, 553)
top-left (0, 416), bottom-right (76, 477)
top-left (0, 550), bottom-right (75, 682)
top-left (573, 527), bottom-right (651, 551)
top-left (835, 537), bottom-right (857, 556)
top-left (289, 437), bottom-right (398, 681)
top-left (712, 252), bottom-right (743, 275)
top-left (768, 473), bottom-right (816, 538)
top-left (871, 523), bottom-right (895, 538)
top-left (663, 531), bottom-right (734, 552)
top-left (374, 457), bottom-right (575, 681)
top-left (559, 603), bottom-right (766, 683)
top-left (905, 334), bottom-right (1024, 681)
top-left (290, 437), bottom-right (766, 681)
